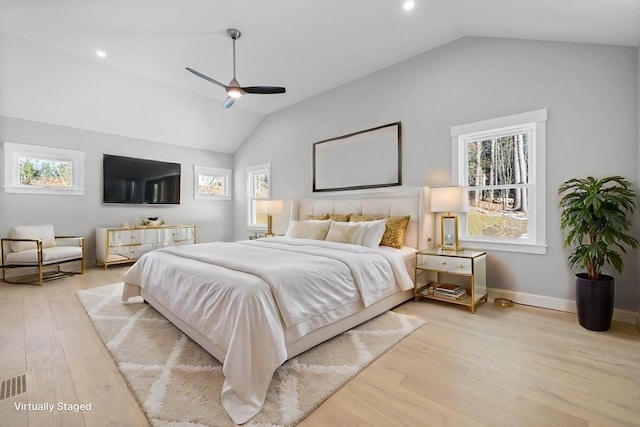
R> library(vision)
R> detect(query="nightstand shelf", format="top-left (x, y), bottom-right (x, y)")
top-left (415, 249), bottom-right (488, 313)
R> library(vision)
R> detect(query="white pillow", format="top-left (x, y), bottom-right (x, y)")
top-left (353, 219), bottom-right (387, 248)
top-left (285, 220), bottom-right (331, 240)
top-left (325, 221), bottom-right (360, 244)
top-left (10, 224), bottom-right (57, 252)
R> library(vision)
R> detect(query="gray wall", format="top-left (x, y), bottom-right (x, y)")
top-left (233, 37), bottom-right (639, 311)
top-left (0, 116), bottom-right (234, 263)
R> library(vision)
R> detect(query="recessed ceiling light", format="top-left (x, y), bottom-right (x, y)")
top-left (403, 0), bottom-right (415, 10)
top-left (95, 50), bottom-right (107, 58)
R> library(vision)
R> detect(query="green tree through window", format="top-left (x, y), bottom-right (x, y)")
top-left (465, 133), bottom-right (529, 239)
top-left (19, 157), bottom-right (72, 187)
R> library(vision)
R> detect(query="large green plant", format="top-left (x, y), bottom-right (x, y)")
top-left (558, 176), bottom-right (639, 280)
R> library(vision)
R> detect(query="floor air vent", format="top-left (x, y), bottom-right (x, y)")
top-left (0, 374), bottom-right (27, 400)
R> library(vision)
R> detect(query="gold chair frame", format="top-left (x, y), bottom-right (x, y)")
top-left (1, 236), bottom-right (85, 286)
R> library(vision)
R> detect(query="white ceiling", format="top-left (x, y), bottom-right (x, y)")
top-left (1, 0), bottom-right (639, 151)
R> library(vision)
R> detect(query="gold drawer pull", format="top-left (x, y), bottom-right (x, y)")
top-left (441, 261), bottom-right (447, 265)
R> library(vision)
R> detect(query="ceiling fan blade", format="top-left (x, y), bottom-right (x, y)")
top-left (187, 29), bottom-right (285, 108)
top-left (241, 86), bottom-right (286, 95)
top-left (186, 67), bottom-right (228, 90)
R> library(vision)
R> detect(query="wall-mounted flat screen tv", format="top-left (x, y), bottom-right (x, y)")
top-left (103, 154), bottom-right (181, 204)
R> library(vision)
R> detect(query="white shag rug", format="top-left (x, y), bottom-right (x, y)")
top-left (77, 283), bottom-right (425, 426)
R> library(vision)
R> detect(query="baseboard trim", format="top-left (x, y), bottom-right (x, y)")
top-left (488, 288), bottom-right (639, 325)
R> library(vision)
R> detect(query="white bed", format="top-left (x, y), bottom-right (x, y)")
top-left (121, 187), bottom-right (433, 424)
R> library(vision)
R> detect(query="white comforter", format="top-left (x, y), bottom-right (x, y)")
top-left (122, 237), bottom-right (413, 424)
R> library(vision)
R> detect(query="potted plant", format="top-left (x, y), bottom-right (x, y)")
top-left (558, 176), bottom-right (639, 331)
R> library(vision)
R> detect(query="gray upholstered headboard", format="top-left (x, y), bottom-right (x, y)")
top-left (289, 187), bottom-right (433, 250)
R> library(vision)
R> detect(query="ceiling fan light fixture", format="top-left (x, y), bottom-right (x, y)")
top-left (186, 27), bottom-right (286, 108)
top-left (227, 87), bottom-right (242, 98)
top-left (227, 77), bottom-right (242, 98)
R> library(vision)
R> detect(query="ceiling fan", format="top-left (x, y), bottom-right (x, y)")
top-left (186, 28), bottom-right (286, 109)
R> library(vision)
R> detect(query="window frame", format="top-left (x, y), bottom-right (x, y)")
top-left (3, 141), bottom-right (85, 196)
top-left (246, 163), bottom-right (271, 231)
top-left (451, 109), bottom-right (547, 254)
top-left (193, 165), bottom-right (232, 200)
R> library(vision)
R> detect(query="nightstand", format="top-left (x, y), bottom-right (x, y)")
top-left (415, 248), bottom-right (488, 313)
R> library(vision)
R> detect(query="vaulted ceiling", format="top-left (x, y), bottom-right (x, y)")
top-left (1, 0), bottom-right (639, 152)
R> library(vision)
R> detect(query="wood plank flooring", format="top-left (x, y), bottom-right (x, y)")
top-left (1, 266), bottom-right (638, 426)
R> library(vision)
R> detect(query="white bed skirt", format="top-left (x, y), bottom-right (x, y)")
top-left (127, 283), bottom-right (413, 361)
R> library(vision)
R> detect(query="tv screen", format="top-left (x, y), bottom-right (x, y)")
top-left (103, 154), bottom-right (181, 204)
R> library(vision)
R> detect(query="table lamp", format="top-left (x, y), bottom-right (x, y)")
top-left (431, 187), bottom-right (466, 251)
top-left (255, 200), bottom-right (284, 237)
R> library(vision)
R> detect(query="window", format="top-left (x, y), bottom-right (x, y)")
top-left (451, 109), bottom-right (547, 254)
top-left (247, 163), bottom-right (271, 229)
top-left (194, 165), bottom-right (231, 200)
top-left (3, 141), bottom-right (85, 195)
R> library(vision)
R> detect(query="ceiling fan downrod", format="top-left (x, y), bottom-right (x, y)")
top-left (227, 28), bottom-right (241, 80)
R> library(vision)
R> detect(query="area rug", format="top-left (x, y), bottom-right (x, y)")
top-left (77, 283), bottom-right (424, 426)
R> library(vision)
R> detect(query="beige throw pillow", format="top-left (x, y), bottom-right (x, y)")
top-left (285, 220), bottom-right (331, 240)
top-left (10, 224), bottom-right (57, 252)
top-left (325, 222), bottom-right (360, 244)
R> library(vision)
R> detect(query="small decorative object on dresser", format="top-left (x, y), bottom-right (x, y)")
top-left (142, 217), bottom-right (164, 226)
top-left (96, 224), bottom-right (195, 269)
top-left (415, 248), bottom-right (487, 313)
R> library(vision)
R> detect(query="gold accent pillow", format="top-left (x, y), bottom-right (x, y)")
top-left (380, 215), bottom-right (411, 248)
top-left (349, 214), bottom-right (383, 223)
top-left (329, 213), bottom-right (352, 222)
top-left (325, 222), bottom-right (360, 244)
top-left (305, 213), bottom-right (330, 220)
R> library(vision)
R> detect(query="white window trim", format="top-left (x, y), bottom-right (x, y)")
top-left (193, 165), bottom-right (232, 200)
top-left (246, 163), bottom-right (271, 231)
top-left (3, 141), bottom-right (85, 196)
top-left (451, 109), bottom-right (547, 255)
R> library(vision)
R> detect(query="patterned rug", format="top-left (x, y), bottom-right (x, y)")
top-left (77, 283), bottom-right (424, 426)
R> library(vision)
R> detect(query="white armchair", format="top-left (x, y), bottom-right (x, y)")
top-left (1, 224), bottom-right (84, 286)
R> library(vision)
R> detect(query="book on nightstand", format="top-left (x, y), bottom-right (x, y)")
top-left (434, 283), bottom-right (467, 299)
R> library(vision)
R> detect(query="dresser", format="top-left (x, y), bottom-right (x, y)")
top-left (96, 224), bottom-right (196, 269)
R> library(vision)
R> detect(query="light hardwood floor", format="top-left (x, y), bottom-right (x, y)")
top-left (1, 266), bottom-right (638, 427)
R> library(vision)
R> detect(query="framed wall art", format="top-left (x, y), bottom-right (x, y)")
top-left (312, 122), bottom-right (401, 192)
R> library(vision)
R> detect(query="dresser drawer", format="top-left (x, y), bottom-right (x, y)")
top-left (423, 255), bottom-right (472, 274)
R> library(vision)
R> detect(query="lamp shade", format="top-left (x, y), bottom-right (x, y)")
top-left (255, 200), bottom-right (284, 216)
top-left (431, 187), bottom-right (467, 213)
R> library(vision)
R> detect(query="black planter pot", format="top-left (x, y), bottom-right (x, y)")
top-left (575, 273), bottom-right (614, 331)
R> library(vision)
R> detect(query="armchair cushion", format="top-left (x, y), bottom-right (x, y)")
top-left (10, 225), bottom-right (56, 252)
top-left (5, 246), bottom-right (83, 265)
